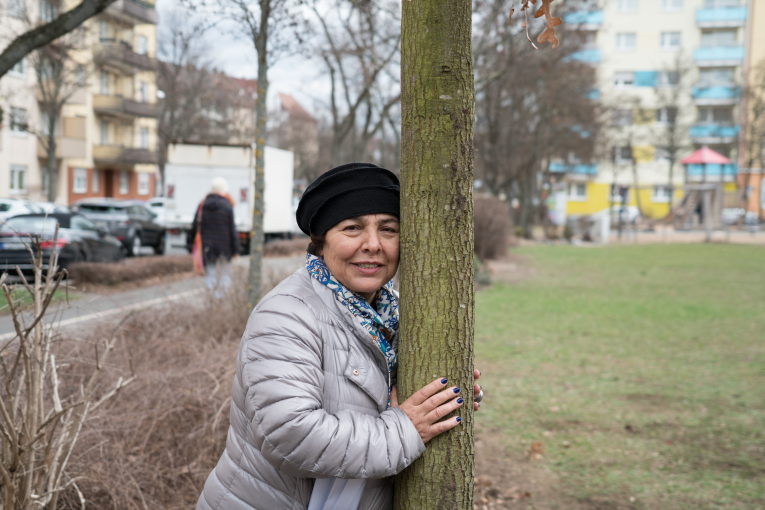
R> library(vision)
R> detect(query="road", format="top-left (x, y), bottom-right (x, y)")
top-left (0, 255), bottom-right (305, 340)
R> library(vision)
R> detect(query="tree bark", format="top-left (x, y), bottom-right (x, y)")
top-left (247, 2), bottom-right (271, 308)
top-left (394, 0), bottom-right (475, 507)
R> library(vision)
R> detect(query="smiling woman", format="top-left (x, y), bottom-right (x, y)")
top-left (196, 163), bottom-right (482, 510)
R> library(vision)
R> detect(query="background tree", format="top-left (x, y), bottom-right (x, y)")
top-left (740, 60), bottom-right (765, 221)
top-left (307, 0), bottom-right (401, 166)
top-left (393, 0), bottom-right (476, 507)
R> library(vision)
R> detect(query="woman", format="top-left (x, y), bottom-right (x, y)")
top-left (197, 163), bottom-right (482, 510)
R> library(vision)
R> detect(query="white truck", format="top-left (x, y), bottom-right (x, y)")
top-left (163, 143), bottom-right (300, 253)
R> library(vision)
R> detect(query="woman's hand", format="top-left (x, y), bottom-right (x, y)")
top-left (473, 369), bottom-right (483, 412)
top-left (390, 378), bottom-right (464, 444)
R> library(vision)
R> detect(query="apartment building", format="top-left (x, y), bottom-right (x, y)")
top-left (560, 0), bottom-right (759, 220)
top-left (0, 0), bottom-right (159, 204)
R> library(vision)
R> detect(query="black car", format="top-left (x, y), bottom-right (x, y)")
top-left (71, 199), bottom-right (165, 256)
top-left (0, 213), bottom-right (124, 276)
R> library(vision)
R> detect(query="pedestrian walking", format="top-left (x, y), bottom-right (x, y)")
top-left (196, 163), bottom-right (484, 510)
top-left (189, 177), bottom-right (240, 298)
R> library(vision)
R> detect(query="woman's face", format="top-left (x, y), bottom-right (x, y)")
top-left (320, 213), bottom-right (400, 303)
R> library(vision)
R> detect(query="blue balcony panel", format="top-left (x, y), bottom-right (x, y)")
top-left (569, 49), bottom-right (602, 63)
top-left (691, 86), bottom-right (740, 99)
top-left (694, 46), bottom-right (745, 64)
top-left (696, 7), bottom-right (747, 27)
top-left (635, 71), bottom-right (657, 87)
top-left (687, 163), bottom-right (738, 176)
top-left (587, 88), bottom-right (600, 100)
top-left (689, 124), bottom-right (740, 139)
top-left (550, 163), bottom-right (598, 175)
top-left (564, 10), bottom-right (604, 26)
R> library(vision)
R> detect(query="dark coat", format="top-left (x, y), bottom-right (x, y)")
top-left (190, 194), bottom-right (240, 265)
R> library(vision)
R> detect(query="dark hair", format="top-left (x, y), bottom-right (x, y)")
top-left (307, 233), bottom-right (325, 256)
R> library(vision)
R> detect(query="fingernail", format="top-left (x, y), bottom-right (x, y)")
top-left (479, 385), bottom-right (482, 390)
top-left (478, 402), bottom-right (482, 408)
top-left (453, 387), bottom-right (460, 393)
top-left (478, 370), bottom-right (482, 375)
top-left (456, 417), bottom-right (462, 422)
top-left (457, 398), bottom-right (464, 404)
top-left (441, 378), bottom-right (448, 384)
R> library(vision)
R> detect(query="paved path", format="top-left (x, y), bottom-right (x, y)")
top-left (0, 255), bottom-right (305, 340)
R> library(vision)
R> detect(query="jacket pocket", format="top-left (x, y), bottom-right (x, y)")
top-left (343, 347), bottom-right (388, 413)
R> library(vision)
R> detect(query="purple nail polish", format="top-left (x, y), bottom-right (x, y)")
top-left (456, 417), bottom-right (462, 422)
top-left (457, 398), bottom-right (464, 404)
top-left (453, 387), bottom-right (460, 393)
top-left (441, 378), bottom-right (448, 384)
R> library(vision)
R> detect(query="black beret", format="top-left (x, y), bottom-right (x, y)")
top-left (296, 163), bottom-right (400, 236)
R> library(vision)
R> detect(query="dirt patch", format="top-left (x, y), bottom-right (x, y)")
top-left (264, 238), bottom-right (309, 257)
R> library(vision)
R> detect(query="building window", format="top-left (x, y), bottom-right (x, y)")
top-left (657, 107), bottom-right (678, 125)
top-left (10, 107), bottom-right (27, 133)
top-left (614, 71), bottom-right (635, 87)
top-left (138, 35), bottom-right (148, 55)
top-left (139, 81), bottom-right (149, 103)
top-left (119, 171), bottom-right (129, 195)
top-left (139, 127), bottom-right (149, 149)
top-left (662, 0), bottom-right (682, 10)
top-left (567, 183), bottom-right (587, 200)
top-left (616, 33), bottom-right (637, 51)
top-left (652, 186), bottom-right (673, 203)
top-left (660, 32), bottom-right (681, 50)
top-left (10, 166), bottom-right (26, 195)
top-left (100, 120), bottom-right (108, 144)
top-left (617, 0), bottom-right (638, 11)
top-left (9, 58), bottom-right (25, 77)
top-left (73, 168), bottom-right (88, 194)
top-left (138, 173), bottom-right (150, 195)
top-left (8, 0), bottom-right (25, 18)
top-left (99, 19), bottom-right (109, 41)
top-left (613, 109), bottom-right (634, 126)
top-left (701, 29), bottom-right (737, 47)
top-left (39, 0), bottom-right (56, 22)
top-left (699, 68), bottom-right (734, 86)
top-left (657, 71), bottom-right (679, 87)
top-left (698, 107), bottom-right (732, 123)
top-left (655, 147), bottom-right (670, 162)
top-left (614, 146), bottom-right (632, 163)
top-left (100, 71), bottom-right (109, 94)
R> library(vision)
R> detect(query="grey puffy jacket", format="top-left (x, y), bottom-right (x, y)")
top-left (196, 267), bottom-right (426, 510)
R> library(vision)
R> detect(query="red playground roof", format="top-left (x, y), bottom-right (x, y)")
top-left (681, 147), bottom-right (731, 165)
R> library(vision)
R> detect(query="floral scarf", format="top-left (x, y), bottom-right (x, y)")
top-left (306, 253), bottom-right (398, 384)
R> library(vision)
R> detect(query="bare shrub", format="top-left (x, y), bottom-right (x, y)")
top-left (55, 265), bottom-right (295, 509)
top-left (68, 256), bottom-right (193, 286)
top-left (474, 195), bottom-right (512, 260)
top-left (264, 238), bottom-right (309, 258)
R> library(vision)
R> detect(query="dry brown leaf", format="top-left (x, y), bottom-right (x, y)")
top-left (535, 0), bottom-right (561, 48)
top-left (509, 7), bottom-right (515, 24)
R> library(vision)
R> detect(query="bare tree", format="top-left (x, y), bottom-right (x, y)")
top-left (653, 55), bottom-right (693, 216)
top-left (740, 60), bottom-right (765, 222)
top-left (0, 227), bottom-right (134, 510)
top-left (308, 0), bottom-right (401, 165)
top-left (0, 0), bottom-right (117, 79)
top-left (28, 39), bottom-right (88, 202)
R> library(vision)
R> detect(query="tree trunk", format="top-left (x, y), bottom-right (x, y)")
top-left (395, 0), bottom-right (475, 507)
top-left (247, 6), bottom-right (270, 309)
top-left (46, 119), bottom-right (58, 202)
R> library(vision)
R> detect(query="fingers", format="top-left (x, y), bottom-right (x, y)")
top-left (424, 393), bottom-right (464, 422)
top-left (426, 416), bottom-right (463, 442)
top-left (474, 369), bottom-right (481, 382)
top-left (410, 377), bottom-right (449, 406)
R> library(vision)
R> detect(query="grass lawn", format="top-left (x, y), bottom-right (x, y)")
top-left (475, 244), bottom-right (765, 509)
top-left (0, 287), bottom-right (76, 315)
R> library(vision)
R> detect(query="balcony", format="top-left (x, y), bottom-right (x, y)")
top-left (694, 46), bottom-right (745, 66)
top-left (93, 145), bottom-right (158, 167)
top-left (36, 117), bottom-right (86, 160)
top-left (93, 95), bottom-right (158, 119)
top-left (95, 40), bottom-right (158, 74)
top-left (104, 0), bottom-right (157, 25)
top-left (687, 163), bottom-right (738, 181)
top-left (689, 123), bottom-right (740, 143)
top-left (691, 85), bottom-right (740, 105)
top-left (696, 7), bottom-right (747, 27)
top-left (564, 10), bottom-right (603, 30)
top-left (568, 49), bottom-right (602, 64)
top-left (549, 162), bottom-right (598, 176)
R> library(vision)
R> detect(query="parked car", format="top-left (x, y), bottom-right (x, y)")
top-left (32, 201), bottom-right (71, 214)
top-left (0, 213), bottom-right (124, 276)
top-left (147, 197), bottom-right (166, 227)
top-left (0, 198), bottom-right (44, 223)
top-left (71, 199), bottom-right (165, 256)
